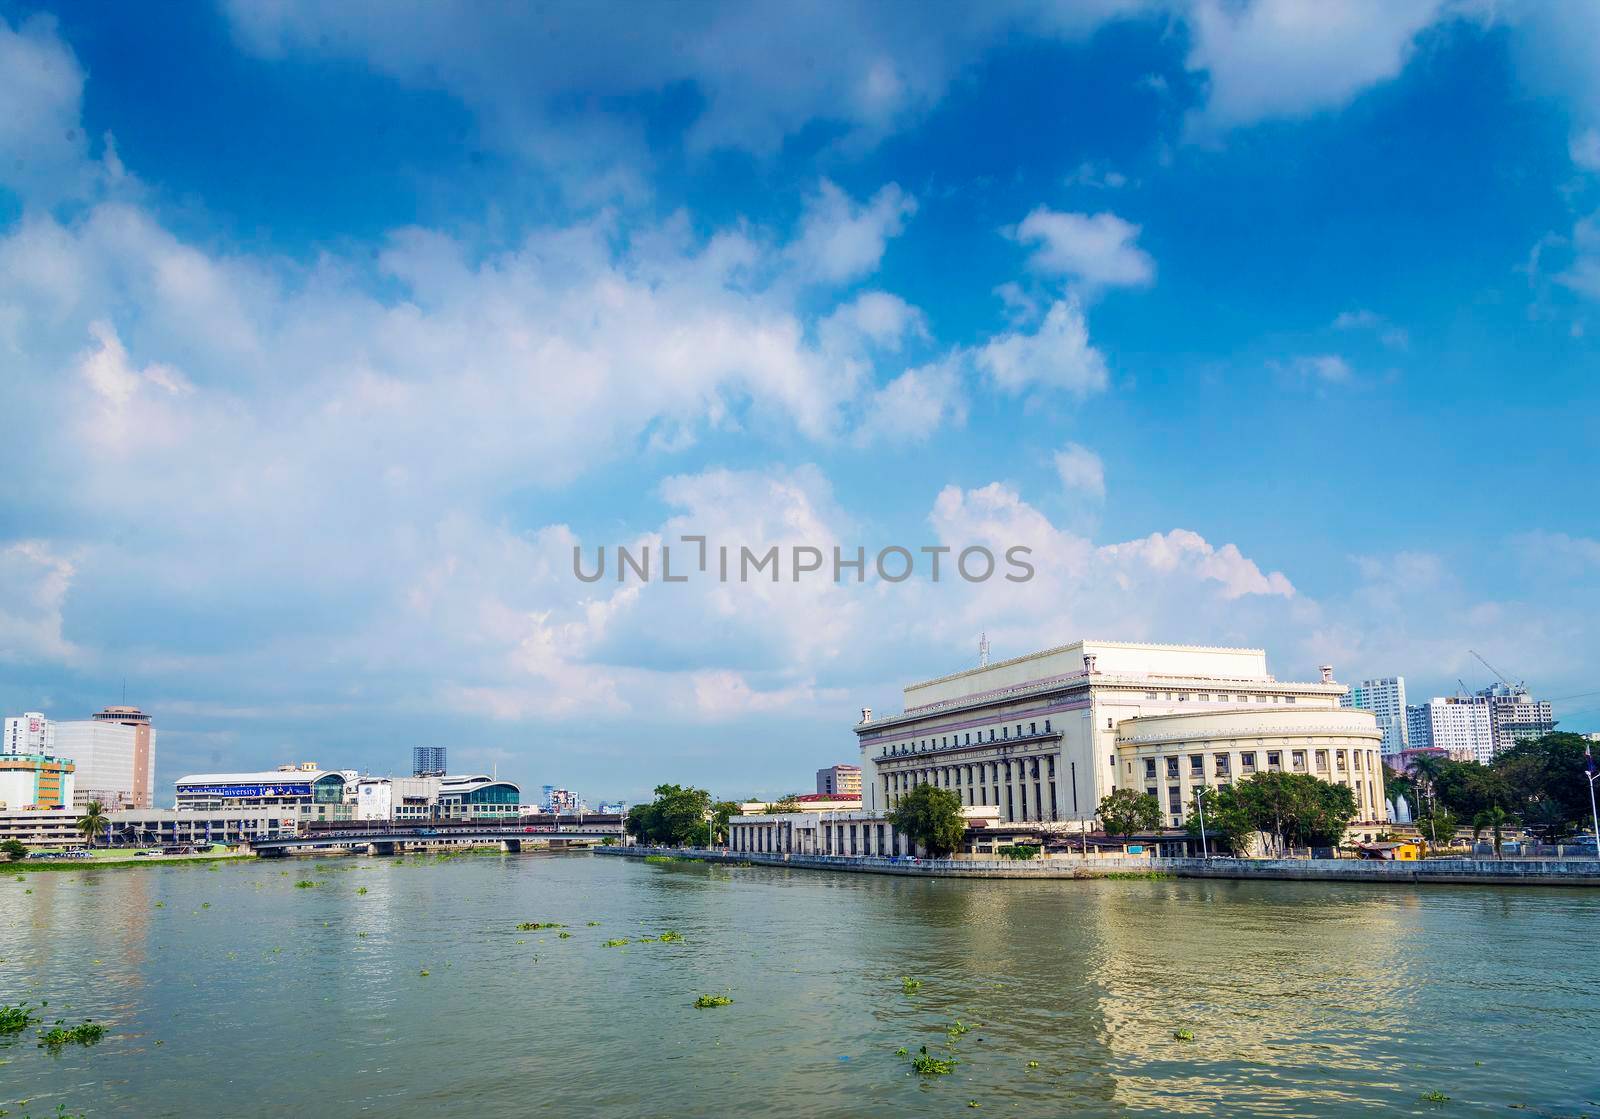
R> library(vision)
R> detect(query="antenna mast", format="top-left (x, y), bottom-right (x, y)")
top-left (978, 632), bottom-right (990, 668)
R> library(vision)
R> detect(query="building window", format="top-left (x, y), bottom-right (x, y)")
top-left (1189, 754), bottom-right (1204, 776)
top-left (1267, 751), bottom-right (1281, 770)
top-left (1144, 758), bottom-right (1157, 779)
top-left (1165, 757), bottom-right (1179, 778)
top-left (1168, 787), bottom-right (1182, 812)
top-left (1241, 752), bottom-right (1256, 771)
top-left (1044, 719), bottom-right (1051, 732)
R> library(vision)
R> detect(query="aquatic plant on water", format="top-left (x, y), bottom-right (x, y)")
top-left (656, 930), bottom-right (684, 942)
top-left (558, 931), bottom-right (571, 939)
top-left (946, 1020), bottom-right (971, 1040)
top-left (1172, 1028), bottom-right (1194, 1042)
top-left (418, 969), bottom-right (430, 977)
top-left (894, 1046), bottom-right (909, 1057)
top-left (586, 921), bottom-right (601, 926)
top-left (693, 995), bottom-right (733, 1008)
top-left (1419, 1091), bottom-right (1450, 1103)
top-left (643, 855), bottom-right (673, 864)
top-left (602, 938), bottom-right (629, 947)
top-left (900, 976), bottom-right (921, 994)
top-left (39, 1021), bottom-right (106, 1048)
top-left (357, 887), bottom-right (367, 895)
top-left (516, 921), bottom-right (564, 930)
top-left (911, 1046), bottom-right (956, 1075)
top-left (1026, 1060), bottom-right (1040, 1069)
top-left (293, 881), bottom-right (319, 889)
top-left (1, 1003), bottom-right (40, 1033)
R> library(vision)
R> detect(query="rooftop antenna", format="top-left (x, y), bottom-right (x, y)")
top-left (978, 632), bottom-right (990, 668)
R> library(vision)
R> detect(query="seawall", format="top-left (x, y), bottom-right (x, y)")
top-left (597, 845), bottom-right (1600, 887)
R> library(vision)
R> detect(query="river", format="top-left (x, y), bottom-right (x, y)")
top-left (2, 851), bottom-right (1596, 1116)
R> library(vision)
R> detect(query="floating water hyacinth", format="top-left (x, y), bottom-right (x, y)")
top-left (656, 930), bottom-right (684, 942)
top-left (39, 1020), bottom-right (106, 1048)
top-left (911, 1046), bottom-right (956, 1075)
top-left (0, 1004), bottom-right (40, 1033)
top-left (1172, 1028), bottom-right (1194, 1042)
top-left (516, 921), bottom-right (563, 930)
top-left (602, 938), bottom-right (628, 947)
top-left (900, 976), bottom-right (921, 995)
top-left (693, 995), bottom-right (732, 1008)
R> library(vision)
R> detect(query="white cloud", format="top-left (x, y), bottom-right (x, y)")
top-left (787, 180), bottom-right (917, 286)
top-left (1013, 208), bottom-right (1155, 288)
top-left (0, 13), bottom-right (94, 204)
top-left (1053, 443), bottom-right (1106, 499)
top-left (1333, 308), bottom-right (1409, 349)
top-left (976, 297), bottom-right (1109, 396)
top-left (1282, 353), bottom-right (1353, 384)
top-left (1184, 0), bottom-right (1444, 136)
top-left (1557, 212), bottom-right (1600, 301)
top-left (852, 356), bottom-right (967, 447)
top-left (0, 541), bottom-right (78, 665)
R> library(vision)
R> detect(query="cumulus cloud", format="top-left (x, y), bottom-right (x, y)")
top-left (0, 13), bottom-right (95, 204)
top-left (1184, 0), bottom-right (1445, 136)
top-left (787, 180), bottom-right (917, 285)
top-left (1013, 208), bottom-right (1155, 288)
top-left (976, 297), bottom-right (1109, 395)
top-left (852, 356), bottom-right (968, 447)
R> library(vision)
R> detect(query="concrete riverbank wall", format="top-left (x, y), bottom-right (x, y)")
top-left (598, 845), bottom-right (1600, 887)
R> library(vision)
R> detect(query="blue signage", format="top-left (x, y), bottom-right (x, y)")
top-left (184, 783), bottom-right (313, 798)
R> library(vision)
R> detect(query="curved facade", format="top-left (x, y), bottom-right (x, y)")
top-left (1114, 706), bottom-right (1387, 833)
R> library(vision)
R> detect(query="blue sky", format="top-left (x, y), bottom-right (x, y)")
top-left (1, 0), bottom-right (1596, 803)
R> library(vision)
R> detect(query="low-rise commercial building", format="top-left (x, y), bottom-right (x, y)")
top-left (174, 764), bottom-right (351, 825)
top-left (104, 808), bottom-right (293, 847)
top-left (353, 773), bottom-right (521, 821)
top-left (0, 807), bottom-right (83, 848)
top-left (0, 753), bottom-right (75, 810)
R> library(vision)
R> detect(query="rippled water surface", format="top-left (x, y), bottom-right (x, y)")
top-left (3, 852), bottom-right (1598, 1117)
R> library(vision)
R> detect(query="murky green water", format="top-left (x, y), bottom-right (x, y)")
top-left (2, 852), bottom-right (1597, 1117)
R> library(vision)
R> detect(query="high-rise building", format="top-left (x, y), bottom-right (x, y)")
top-left (1406, 696), bottom-right (1494, 764)
top-left (1476, 684), bottom-right (1556, 756)
top-left (412, 746), bottom-right (447, 777)
top-left (51, 706), bottom-right (156, 809)
top-left (3, 712), bottom-right (54, 756)
top-left (1339, 677), bottom-right (1408, 755)
top-left (542, 786), bottom-right (583, 813)
top-left (815, 764), bottom-right (862, 798)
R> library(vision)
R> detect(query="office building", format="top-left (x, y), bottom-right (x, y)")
top-left (542, 785), bottom-right (584, 813)
top-left (0, 753), bottom-right (75, 810)
top-left (815, 764), bottom-right (862, 798)
top-left (1406, 696), bottom-right (1495, 764)
top-left (412, 747), bottom-right (447, 777)
top-left (1339, 677), bottom-right (1408, 755)
top-left (52, 706), bottom-right (157, 809)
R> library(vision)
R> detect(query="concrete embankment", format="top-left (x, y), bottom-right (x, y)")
top-left (598, 845), bottom-right (1600, 887)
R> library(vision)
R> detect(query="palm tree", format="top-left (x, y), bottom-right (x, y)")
top-left (1472, 806), bottom-right (1509, 859)
top-left (78, 801), bottom-right (109, 850)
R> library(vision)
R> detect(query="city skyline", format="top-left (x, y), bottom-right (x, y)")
top-left (1, 3), bottom-right (1597, 802)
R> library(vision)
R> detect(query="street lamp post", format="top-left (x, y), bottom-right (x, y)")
top-left (1585, 747), bottom-right (1599, 861)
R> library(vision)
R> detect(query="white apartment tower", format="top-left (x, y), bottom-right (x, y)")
top-left (1406, 696), bottom-right (1495, 764)
top-left (3, 712), bottom-right (55, 756)
top-left (1339, 677), bottom-right (1408, 755)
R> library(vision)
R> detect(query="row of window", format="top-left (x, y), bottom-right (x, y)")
top-left (1140, 746), bottom-right (1376, 781)
top-left (879, 719), bottom-right (1053, 758)
top-left (1143, 692), bottom-right (1298, 705)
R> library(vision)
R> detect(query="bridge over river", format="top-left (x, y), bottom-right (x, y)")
top-left (248, 822), bottom-right (624, 857)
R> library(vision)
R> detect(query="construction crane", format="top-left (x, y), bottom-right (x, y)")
top-left (1469, 649), bottom-right (1522, 691)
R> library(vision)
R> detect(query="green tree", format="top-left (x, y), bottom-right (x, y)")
top-left (1, 838), bottom-right (27, 862)
top-left (77, 801), bottom-right (109, 850)
top-left (1097, 788), bottom-right (1162, 838)
top-left (625, 785), bottom-right (714, 846)
top-left (1414, 803), bottom-right (1460, 852)
top-left (710, 800), bottom-right (741, 845)
top-left (888, 783), bottom-right (966, 857)
top-left (1472, 806), bottom-right (1511, 858)
top-left (1490, 732), bottom-right (1594, 841)
top-left (1230, 772), bottom-right (1358, 853)
top-left (1184, 785), bottom-right (1255, 856)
